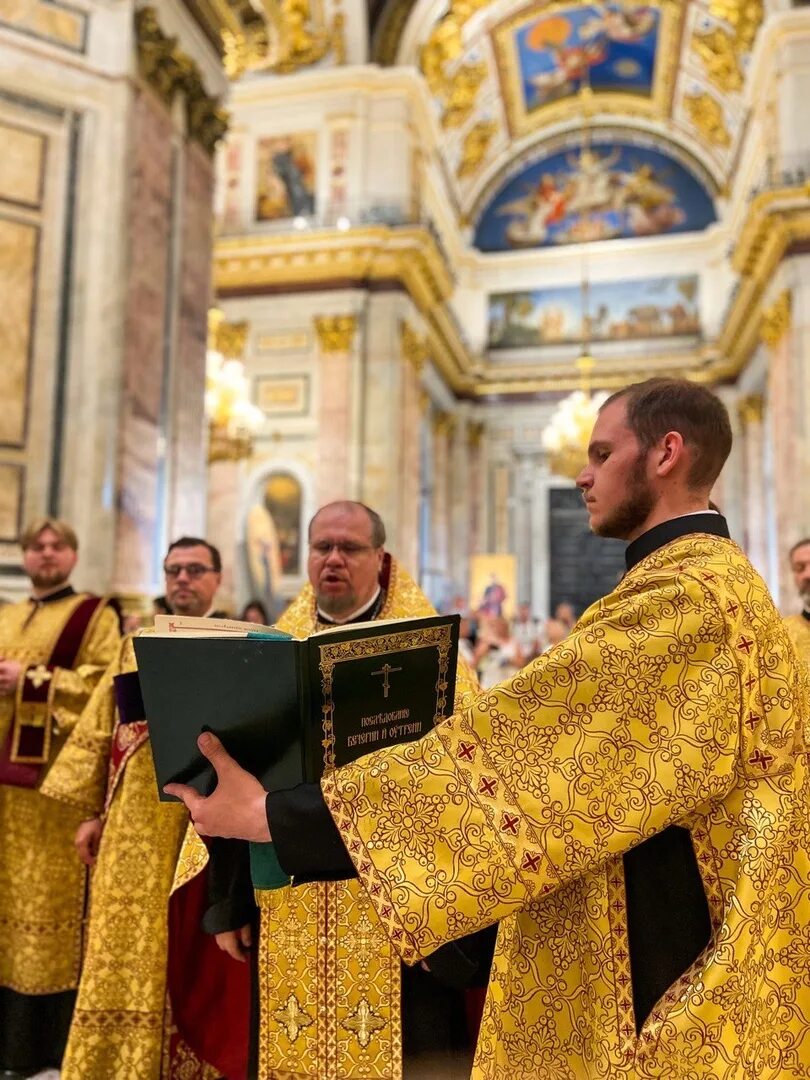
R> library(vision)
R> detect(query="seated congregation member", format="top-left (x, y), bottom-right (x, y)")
top-left (41, 537), bottom-right (250, 1080)
top-left (0, 518), bottom-right (120, 1079)
top-left (201, 501), bottom-right (489, 1080)
top-left (174, 380), bottom-right (810, 1078)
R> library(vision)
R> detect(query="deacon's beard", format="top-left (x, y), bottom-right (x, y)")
top-left (592, 452), bottom-right (656, 541)
top-left (29, 569), bottom-right (71, 591)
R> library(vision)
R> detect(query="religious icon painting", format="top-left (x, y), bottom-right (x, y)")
top-left (255, 133), bottom-right (317, 221)
top-left (470, 554), bottom-right (518, 622)
top-left (474, 137), bottom-right (716, 251)
top-left (493, 2), bottom-right (683, 138)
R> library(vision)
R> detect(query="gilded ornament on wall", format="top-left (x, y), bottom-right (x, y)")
top-left (737, 393), bottom-right (764, 425)
top-left (314, 314), bottom-right (357, 353)
top-left (684, 91), bottom-right (731, 147)
top-left (708, 0), bottom-right (763, 52)
top-left (134, 7), bottom-right (228, 153)
top-left (400, 321), bottom-right (428, 373)
top-left (420, 0), bottom-right (489, 127)
top-left (692, 27), bottom-right (743, 93)
top-left (457, 120), bottom-right (497, 179)
top-left (759, 290), bottom-right (792, 347)
top-left (222, 0), bottom-right (345, 78)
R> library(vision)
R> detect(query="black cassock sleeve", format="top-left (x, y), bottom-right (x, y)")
top-left (202, 837), bottom-right (259, 935)
top-left (266, 784), bottom-right (498, 991)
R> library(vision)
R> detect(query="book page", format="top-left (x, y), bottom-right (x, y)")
top-left (153, 614), bottom-right (276, 637)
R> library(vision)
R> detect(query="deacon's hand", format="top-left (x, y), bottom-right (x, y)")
top-left (164, 731), bottom-right (271, 842)
top-left (75, 818), bottom-right (104, 866)
top-left (215, 923), bottom-right (253, 963)
top-left (0, 659), bottom-right (22, 695)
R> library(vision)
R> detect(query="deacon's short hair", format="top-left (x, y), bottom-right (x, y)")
top-left (20, 517), bottom-right (79, 552)
top-left (602, 378), bottom-right (732, 491)
top-left (789, 538), bottom-right (810, 560)
top-left (308, 502), bottom-right (386, 548)
top-left (165, 536), bottom-right (222, 573)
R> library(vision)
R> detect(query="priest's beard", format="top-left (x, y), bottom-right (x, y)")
top-left (593, 451), bottom-right (656, 540)
top-left (317, 589), bottom-right (359, 619)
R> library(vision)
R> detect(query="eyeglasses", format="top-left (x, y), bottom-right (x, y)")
top-left (163, 564), bottom-right (217, 579)
top-left (309, 541), bottom-right (376, 559)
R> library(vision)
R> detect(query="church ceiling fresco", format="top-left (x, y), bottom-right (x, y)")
top-left (474, 135), bottom-right (717, 251)
top-left (382, 0), bottom-right (763, 226)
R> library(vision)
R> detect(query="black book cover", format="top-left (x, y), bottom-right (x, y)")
top-left (133, 614), bottom-right (459, 801)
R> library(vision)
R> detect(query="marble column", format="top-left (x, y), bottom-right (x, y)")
top-left (738, 393), bottom-right (768, 581)
top-left (430, 411), bottom-right (452, 602)
top-left (314, 314), bottom-right (357, 507)
top-left (762, 289), bottom-right (797, 604)
top-left (397, 322), bottom-right (427, 576)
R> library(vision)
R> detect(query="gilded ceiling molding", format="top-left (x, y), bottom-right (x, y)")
top-left (314, 315), bottom-right (357, 353)
top-left (683, 91), bottom-right (731, 148)
top-left (135, 7), bottom-right (228, 153)
top-left (760, 290), bottom-right (792, 347)
top-left (419, 0), bottom-right (490, 128)
top-left (737, 393), bottom-right (764, 426)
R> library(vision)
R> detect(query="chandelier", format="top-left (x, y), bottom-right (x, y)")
top-left (542, 356), bottom-right (608, 479)
top-left (206, 310), bottom-right (263, 463)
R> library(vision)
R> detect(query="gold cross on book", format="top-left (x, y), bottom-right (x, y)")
top-left (371, 662), bottom-right (402, 699)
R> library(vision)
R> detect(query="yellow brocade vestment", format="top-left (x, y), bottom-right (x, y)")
top-left (0, 592), bottom-right (120, 994)
top-left (40, 635), bottom-right (205, 1079)
top-left (784, 613), bottom-right (810, 667)
top-left (258, 558), bottom-right (480, 1079)
top-left (324, 534), bottom-right (810, 1079)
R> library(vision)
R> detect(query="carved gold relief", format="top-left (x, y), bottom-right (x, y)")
top-left (222, 0), bottom-right (344, 78)
top-left (708, 0), bottom-right (763, 52)
top-left (737, 393), bottom-right (764, 426)
top-left (760, 290), bottom-right (792, 347)
top-left (208, 308), bottom-right (249, 358)
top-left (684, 92), bottom-right (731, 147)
top-left (420, 0), bottom-right (489, 127)
top-left (400, 321), bottom-right (428, 373)
top-left (135, 7), bottom-right (228, 153)
top-left (314, 314), bottom-right (357, 353)
top-left (457, 120), bottom-right (497, 179)
top-left (692, 27), bottom-right (743, 92)
top-left (442, 62), bottom-right (487, 128)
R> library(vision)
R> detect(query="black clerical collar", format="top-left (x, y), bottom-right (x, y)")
top-left (625, 513), bottom-right (730, 573)
top-left (316, 587), bottom-right (386, 627)
top-left (29, 584), bottom-right (76, 605)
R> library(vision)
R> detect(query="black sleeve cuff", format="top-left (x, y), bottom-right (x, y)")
top-left (201, 837), bottom-right (258, 934)
top-left (266, 783), bottom-right (356, 883)
top-left (422, 924), bottom-right (498, 990)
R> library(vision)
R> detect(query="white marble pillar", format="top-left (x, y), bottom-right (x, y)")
top-left (314, 314), bottom-right (358, 507)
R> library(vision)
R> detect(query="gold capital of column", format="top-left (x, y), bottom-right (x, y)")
top-left (468, 420), bottom-right (485, 448)
top-left (738, 393), bottom-right (764, 426)
top-left (400, 321), bottom-right (428, 373)
top-left (759, 290), bottom-right (792, 347)
top-left (314, 315), bottom-right (357, 354)
top-left (209, 308), bottom-right (249, 358)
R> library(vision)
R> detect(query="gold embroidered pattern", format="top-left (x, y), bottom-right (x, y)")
top-left (325, 536), bottom-right (810, 1077)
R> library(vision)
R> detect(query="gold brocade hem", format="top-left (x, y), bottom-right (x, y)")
top-left (257, 881), bottom-right (402, 1080)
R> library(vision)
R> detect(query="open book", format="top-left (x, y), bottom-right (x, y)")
top-left (134, 613), bottom-right (459, 801)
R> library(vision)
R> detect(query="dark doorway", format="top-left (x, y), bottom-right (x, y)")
top-left (548, 487), bottom-right (626, 618)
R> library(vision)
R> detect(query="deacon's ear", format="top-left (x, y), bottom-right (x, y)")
top-left (655, 431), bottom-right (685, 477)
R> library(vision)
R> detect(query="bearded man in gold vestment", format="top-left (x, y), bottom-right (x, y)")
top-left (0, 519), bottom-right (121, 1078)
top-left (785, 538), bottom-right (810, 664)
top-left (41, 537), bottom-right (251, 1080)
top-left (175, 381), bottom-right (810, 1080)
top-left (201, 501), bottom-right (485, 1080)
